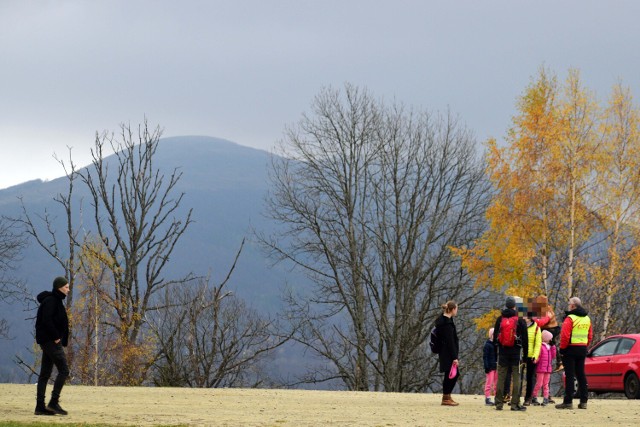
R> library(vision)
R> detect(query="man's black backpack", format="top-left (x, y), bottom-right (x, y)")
top-left (429, 326), bottom-right (441, 354)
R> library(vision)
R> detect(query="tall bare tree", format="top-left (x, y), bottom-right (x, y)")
top-left (17, 149), bottom-right (81, 310)
top-left (11, 149), bottom-right (80, 377)
top-left (18, 120), bottom-right (195, 384)
top-left (149, 240), bottom-right (290, 388)
top-left (74, 120), bottom-right (194, 383)
top-left (262, 84), bottom-right (491, 391)
top-left (0, 217), bottom-right (27, 339)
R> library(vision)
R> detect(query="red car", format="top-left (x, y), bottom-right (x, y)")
top-left (565, 334), bottom-right (640, 399)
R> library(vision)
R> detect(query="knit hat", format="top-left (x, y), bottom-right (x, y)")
top-left (542, 330), bottom-right (553, 343)
top-left (53, 276), bottom-right (69, 289)
top-left (505, 296), bottom-right (516, 309)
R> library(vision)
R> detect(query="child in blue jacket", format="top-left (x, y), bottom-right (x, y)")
top-left (483, 327), bottom-right (498, 405)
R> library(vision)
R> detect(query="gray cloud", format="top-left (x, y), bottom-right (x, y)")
top-left (2, 0), bottom-right (640, 188)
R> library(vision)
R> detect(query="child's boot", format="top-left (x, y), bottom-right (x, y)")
top-left (485, 397), bottom-right (494, 406)
top-left (532, 397), bottom-right (540, 406)
top-left (541, 397), bottom-right (549, 406)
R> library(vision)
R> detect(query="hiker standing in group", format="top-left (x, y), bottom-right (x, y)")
top-left (523, 313), bottom-right (542, 406)
top-left (493, 296), bottom-right (528, 411)
top-left (483, 327), bottom-right (498, 405)
top-left (435, 300), bottom-right (460, 406)
top-left (531, 330), bottom-right (556, 406)
top-left (531, 295), bottom-right (563, 372)
top-left (34, 276), bottom-right (71, 416)
top-left (556, 297), bottom-right (593, 410)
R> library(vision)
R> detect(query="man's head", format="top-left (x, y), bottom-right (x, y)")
top-left (53, 277), bottom-right (68, 289)
top-left (569, 297), bottom-right (582, 309)
top-left (505, 296), bottom-right (516, 309)
top-left (52, 276), bottom-right (70, 296)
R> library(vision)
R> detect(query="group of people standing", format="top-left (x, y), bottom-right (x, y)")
top-left (434, 295), bottom-right (593, 411)
top-left (33, 274), bottom-right (595, 416)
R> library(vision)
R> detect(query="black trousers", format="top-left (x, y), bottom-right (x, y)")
top-left (524, 357), bottom-right (537, 400)
top-left (562, 353), bottom-right (588, 404)
top-left (442, 364), bottom-right (459, 394)
top-left (36, 341), bottom-right (70, 404)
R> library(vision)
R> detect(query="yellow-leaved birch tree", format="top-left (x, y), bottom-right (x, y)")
top-left (590, 83), bottom-right (640, 339)
top-left (453, 68), bottom-right (562, 306)
top-left (553, 69), bottom-right (600, 300)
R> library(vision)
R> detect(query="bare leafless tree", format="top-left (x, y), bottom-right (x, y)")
top-left (0, 216), bottom-right (28, 339)
top-left (149, 240), bottom-right (290, 388)
top-left (261, 84), bottom-right (491, 391)
top-left (17, 148), bottom-right (81, 308)
top-left (16, 120), bottom-right (195, 384)
top-left (75, 120), bottom-right (195, 371)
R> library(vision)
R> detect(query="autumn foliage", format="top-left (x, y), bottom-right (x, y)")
top-left (454, 67), bottom-right (640, 338)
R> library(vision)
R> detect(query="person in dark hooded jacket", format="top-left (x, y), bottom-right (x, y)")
top-left (34, 276), bottom-right (70, 416)
top-left (483, 327), bottom-right (498, 405)
top-left (435, 300), bottom-right (460, 406)
top-left (555, 296), bottom-right (593, 410)
top-left (493, 296), bottom-right (528, 411)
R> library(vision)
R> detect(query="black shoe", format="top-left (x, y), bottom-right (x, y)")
top-left (555, 403), bottom-right (573, 410)
top-left (47, 402), bottom-right (68, 415)
top-left (34, 406), bottom-right (56, 416)
top-left (578, 402), bottom-right (587, 409)
top-left (495, 405), bottom-right (503, 410)
top-left (511, 404), bottom-right (527, 411)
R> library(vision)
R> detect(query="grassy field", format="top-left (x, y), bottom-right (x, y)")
top-left (1, 383), bottom-right (639, 426)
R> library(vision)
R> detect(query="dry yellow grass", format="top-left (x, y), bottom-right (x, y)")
top-left (1, 383), bottom-right (639, 426)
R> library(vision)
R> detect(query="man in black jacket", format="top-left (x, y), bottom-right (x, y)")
top-left (493, 296), bottom-right (529, 412)
top-left (34, 276), bottom-right (70, 416)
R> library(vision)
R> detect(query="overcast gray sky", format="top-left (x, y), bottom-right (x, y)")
top-left (2, 1), bottom-right (639, 190)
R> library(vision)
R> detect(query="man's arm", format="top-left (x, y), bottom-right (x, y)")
top-left (559, 317), bottom-right (573, 350)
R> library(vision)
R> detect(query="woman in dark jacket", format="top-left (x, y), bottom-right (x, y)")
top-left (435, 300), bottom-right (460, 406)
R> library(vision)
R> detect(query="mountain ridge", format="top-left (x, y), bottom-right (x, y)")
top-left (0, 135), bottom-right (306, 382)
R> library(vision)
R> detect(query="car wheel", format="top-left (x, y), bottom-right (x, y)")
top-left (624, 372), bottom-right (640, 399)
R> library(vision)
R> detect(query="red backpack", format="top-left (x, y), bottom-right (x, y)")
top-left (498, 316), bottom-right (518, 347)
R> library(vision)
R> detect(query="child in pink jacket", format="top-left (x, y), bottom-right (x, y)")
top-left (531, 330), bottom-right (556, 405)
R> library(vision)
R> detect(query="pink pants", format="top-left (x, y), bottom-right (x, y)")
top-left (532, 372), bottom-right (551, 398)
top-left (484, 370), bottom-right (497, 397)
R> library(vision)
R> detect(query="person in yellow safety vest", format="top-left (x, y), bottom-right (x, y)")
top-left (556, 297), bottom-right (593, 411)
top-left (523, 314), bottom-right (542, 406)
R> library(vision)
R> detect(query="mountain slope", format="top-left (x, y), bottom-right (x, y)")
top-left (0, 136), bottom-right (306, 381)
